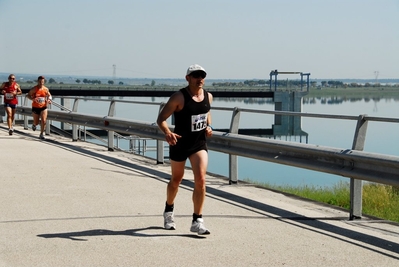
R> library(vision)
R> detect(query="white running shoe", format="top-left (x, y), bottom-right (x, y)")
top-left (163, 211), bottom-right (176, 230)
top-left (190, 218), bottom-right (210, 235)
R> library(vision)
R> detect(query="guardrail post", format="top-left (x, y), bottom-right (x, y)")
top-left (107, 100), bottom-right (116, 151)
top-left (0, 98), bottom-right (4, 122)
top-left (156, 103), bottom-right (166, 164)
top-left (229, 107), bottom-right (241, 184)
top-left (60, 98), bottom-right (65, 130)
top-left (349, 114), bottom-right (368, 220)
top-left (45, 104), bottom-right (51, 135)
top-left (156, 137), bottom-right (164, 164)
top-left (72, 98), bottom-right (80, 141)
top-left (23, 96), bottom-right (30, 129)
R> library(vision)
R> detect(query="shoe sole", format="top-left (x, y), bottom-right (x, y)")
top-left (190, 229), bottom-right (211, 235)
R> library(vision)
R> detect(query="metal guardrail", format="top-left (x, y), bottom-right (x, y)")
top-left (13, 104), bottom-right (399, 186)
top-left (2, 96), bottom-right (399, 220)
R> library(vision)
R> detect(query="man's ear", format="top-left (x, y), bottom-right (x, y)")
top-left (185, 75), bottom-right (190, 82)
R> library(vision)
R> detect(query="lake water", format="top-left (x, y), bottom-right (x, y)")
top-left (56, 95), bottom-right (399, 188)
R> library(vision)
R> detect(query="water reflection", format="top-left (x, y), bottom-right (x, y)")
top-left (304, 96), bottom-right (399, 105)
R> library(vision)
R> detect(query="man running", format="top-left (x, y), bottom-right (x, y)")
top-left (26, 76), bottom-right (52, 140)
top-left (157, 64), bottom-right (213, 235)
top-left (1, 74), bottom-right (22, 135)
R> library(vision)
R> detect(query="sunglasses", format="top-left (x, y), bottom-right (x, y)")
top-left (9, 77), bottom-right (15, 80)
top-left (190, 72), bottom-right (206, 79)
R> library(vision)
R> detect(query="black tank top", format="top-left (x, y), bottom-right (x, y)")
top-left (173, 87), bottom-right (211, 147)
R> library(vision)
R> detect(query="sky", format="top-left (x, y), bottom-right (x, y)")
top-left (1, 0), bottom-right (398, 80)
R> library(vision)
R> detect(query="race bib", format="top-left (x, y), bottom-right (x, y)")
top-left (35, 97), bottom-right (46, 104)
top-left (191, 113), bottom-right (208, 132)
top-left (5, 93), bottom-right (14, 100)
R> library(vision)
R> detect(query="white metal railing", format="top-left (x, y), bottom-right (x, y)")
top-left (2, 96), bottom-right (399, 220)
top-left (50, 100), bottom-right (150, 152)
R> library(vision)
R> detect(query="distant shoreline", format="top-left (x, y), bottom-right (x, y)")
top-left (1, 72), bottom-right (399, 86)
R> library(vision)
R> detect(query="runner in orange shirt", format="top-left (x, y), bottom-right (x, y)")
top-left (1, 74), bottom-right (22, 135)
top-left (26, 76), bottom-right (52, 140)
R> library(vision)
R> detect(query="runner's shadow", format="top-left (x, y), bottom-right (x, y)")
top-left (37, 226), bottom-right (206, 241)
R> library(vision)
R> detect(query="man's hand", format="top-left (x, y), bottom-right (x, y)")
top-left (205, 126), bottom-right (213, 137)
top-left (165, 132), bottom-right (181, 146)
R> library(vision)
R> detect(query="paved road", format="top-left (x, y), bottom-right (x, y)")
top-left (1, 124), bottom-right (399, 267)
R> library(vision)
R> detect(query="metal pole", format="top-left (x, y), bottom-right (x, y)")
top-left (349, 115), bottom-right (368, 220)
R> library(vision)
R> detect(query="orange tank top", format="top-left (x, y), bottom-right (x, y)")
top-left (32, 86), bottom-right (50, 108)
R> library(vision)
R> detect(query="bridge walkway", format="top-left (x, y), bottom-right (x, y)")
top-left (1, 124), bottom-right (398, 267)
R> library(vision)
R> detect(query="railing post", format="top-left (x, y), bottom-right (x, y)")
top-left (107, 100), bottom-right (116, 151)
top-left (229, 107), bottom-right (241, 184)
top-left (23, 95), bottom-right (30, 129)
top-left (45, 103), bottom-right (51, 135)
top-left (156, 103), bottom-right (166, 164)
top-left (349, 114), bottom-right (368, 220)
top-left (72, 98), bottom-right (80, 141)
top-left (60, 97), bottom-right (65, 130)
top-left (0, 98), bottom-right (3, 123)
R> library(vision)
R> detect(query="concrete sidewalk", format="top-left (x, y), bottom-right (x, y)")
top-left (1, 124), bottom-right (399, 267)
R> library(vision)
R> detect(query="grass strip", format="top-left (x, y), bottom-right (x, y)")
top-left (245, 180), bottom-right (399, 223)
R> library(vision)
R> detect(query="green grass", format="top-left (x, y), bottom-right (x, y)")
top-left (306, 86), bottom-right (399, 99)
top-left (245, 180), bottom-right (399, 223)
top-left (362, 184), bottom-right (399, 222)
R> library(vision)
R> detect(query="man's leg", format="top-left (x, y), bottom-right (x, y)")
top-left (188, 150), bottom-right (210, 235)
top-left (5, 106), bottom-right (12, 129)
top-left (189, 150), bottom-right (208, 215)
top-left (167, 160), bottom-right (185, 205)
top-left (6, 106), bottom-right (14, 135)
top-left (32, 112), bottom-right (40, 131)
top-left (10, 108), bottom-right (16, 127)
top-left (40, 109), bottom-right (48, 135)
top-left (163, 160), bottom-right (185, 230)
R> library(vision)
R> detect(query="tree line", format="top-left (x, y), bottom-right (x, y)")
top-left (24, 77), bottom-right (398, 88)
top-left (212, 79), bottom-right (398, 88)
top-left (212, 79), bottom-right (313, 87)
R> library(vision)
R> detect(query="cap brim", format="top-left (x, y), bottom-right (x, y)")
top-left (187, 70), bottom-right (207, 77)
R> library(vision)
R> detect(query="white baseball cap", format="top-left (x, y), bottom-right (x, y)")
top-left (186, 64), bottom-right (207, 77)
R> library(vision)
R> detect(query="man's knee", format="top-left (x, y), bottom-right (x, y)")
top-left (169, 176), bottom-right (183, 188)
top-left (194, 177), bottom-right (206, 189)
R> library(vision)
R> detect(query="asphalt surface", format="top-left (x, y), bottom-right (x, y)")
top-left (1, 124), bottom-right (399, 267)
